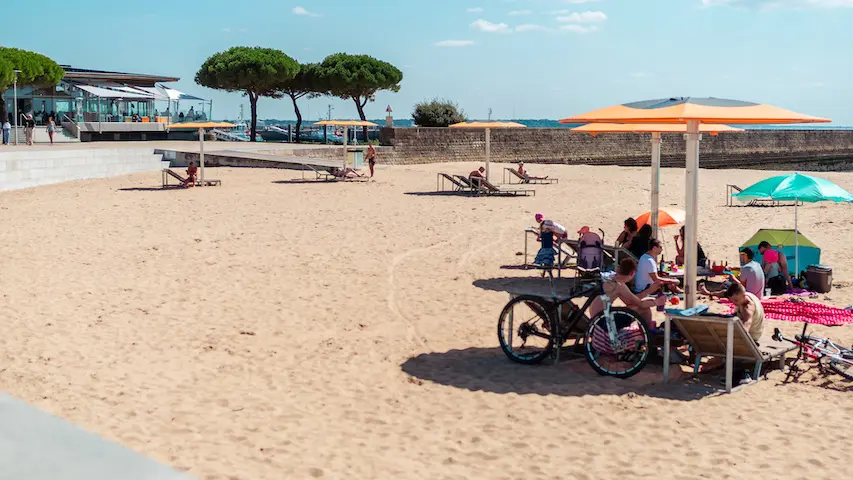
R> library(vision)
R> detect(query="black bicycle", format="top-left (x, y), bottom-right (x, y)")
top-left (497, 276), bottom-right (653, 379)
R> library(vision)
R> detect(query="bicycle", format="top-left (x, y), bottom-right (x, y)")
top-left (772, 324), bottom-right (853, 381)
top-left (496, 270), bottom-right (652, 379)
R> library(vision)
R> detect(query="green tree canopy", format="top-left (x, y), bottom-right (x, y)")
top-left (276, 63), bottom-right (324, 143)
top-left (0, 47), bottom-right (64, 122)
top-left (195, 46), bottom-right (300, 141)
top-left (412, 98), bottom-right (467, 127)
top-left (317, 53), bottom-right (402, 138)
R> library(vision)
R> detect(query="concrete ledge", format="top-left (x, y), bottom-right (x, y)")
top-left (0, 394), bottom-right (192, 479)
top-left (0, 148), bottom-right (164, 192)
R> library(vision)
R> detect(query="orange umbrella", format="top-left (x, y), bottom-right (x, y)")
top-left (563, 97), bottom-right (830, 309)
top-left (571, 123), bottom-right (742, 134)
top-left (559, 98), bottom-right (830, 125)
top-left (636, 208), bottom-right (685, 228)
top-left (448, 121), bottom-right (527, 180)
top-left (572, 123), bottom-right (744, 235)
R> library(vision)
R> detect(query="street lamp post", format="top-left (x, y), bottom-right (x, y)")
top-left (13, 69), bottom-right (21, 145)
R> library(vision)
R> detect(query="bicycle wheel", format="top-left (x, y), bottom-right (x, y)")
top-left (829, 352), bottom-right (853, 381)
top-left (583, 307), bottom-right (651, 379)
top-left (497, 295), bottom-right (556, 365)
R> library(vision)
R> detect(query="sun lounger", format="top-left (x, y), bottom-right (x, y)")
top-left (161, 168), bottom-right (221, 188)
top-left (504, 168), bottom-right (558, 185)
top-left (663, 312), bottom-right (798, 393)
top-left (314, 168), bottom-right (369, 182)
top-left (726, 184), bottom-right (799, 207)
top-left (437, 173), bottom-right (472, 192)
top-left (476, 178), bottom-right (536, 197)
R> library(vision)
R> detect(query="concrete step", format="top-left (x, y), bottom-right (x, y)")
top-left (11, 126), bottom-right (79, 144)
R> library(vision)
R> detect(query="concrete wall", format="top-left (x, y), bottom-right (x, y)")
top-left (0, 148), bottom-right (164, 191)
top-left (379, 128), bottom-right (853, 170)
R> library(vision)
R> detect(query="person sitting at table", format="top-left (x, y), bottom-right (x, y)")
top-left (675, 225), bottom-right (707, 266)
top-left (616, 217), bottom-right (638, 248)
top-left (635, 239), bottom-right (682, 295)
top-left (589, 258), bottom-right (665, 326)
top-left (700, 247), bottom-right (765, 299)
top-left (628, 224), bottom-right (652, 260)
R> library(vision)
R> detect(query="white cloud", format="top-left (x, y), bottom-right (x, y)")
top-left (701, 0), bottom-right (853, 8)
top-left (557, 11), bottom-right (608, 22)
top-left (467, 7), bottom-right (484, 12)
top-left (560, 24), bottom-right (599, 33)
top-left (509, 9), bottom-right (533, 15)
top-left (630, 72), bottom-right (653, 78)
top-left (292, 6), bottom-right (321, 16)
top-left (549, 9), bottom-right (570, 14)
top-left (222, 27), bottom-right (231, 33)
top-left (434, 40), bottom-right (475, 47)
top-left (515, 24), bottom-right (547, 32)
top-left (470, 19), bottom-right (511, 33)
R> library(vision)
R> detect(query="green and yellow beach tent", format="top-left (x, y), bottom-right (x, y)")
top-left (741, 229), bottom-right (820, 275)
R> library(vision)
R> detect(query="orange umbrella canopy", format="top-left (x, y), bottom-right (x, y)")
top-left (559, 97), bottom-right (831, 125)
top-left (314, 120), bottom-right (378, 127)
top-left (449, 121), bottom-right (526, 128)
top-left (636, 208), bottom-right (685, 228)
top-left (572, 123), bottom-right (743, 135)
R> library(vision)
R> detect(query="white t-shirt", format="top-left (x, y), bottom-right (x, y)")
top-left (634, 253), bottom-right (657, 293)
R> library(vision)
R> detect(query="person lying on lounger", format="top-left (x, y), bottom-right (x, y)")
top-left (328, 167), bottom-right (363, 179)
top-left (516, 162), bottom-right (548, 182)
top-left (183, 162), bottom-right (198, 188)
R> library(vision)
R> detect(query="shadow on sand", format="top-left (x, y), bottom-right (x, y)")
top-left (118, 187), bottom-right (179, 192)
top-left (401, 346), bottom-right (721, 401)
top-left (271, 179), bottom-right (336, 185)
top-left (403, 191), bottom-right (481, 197)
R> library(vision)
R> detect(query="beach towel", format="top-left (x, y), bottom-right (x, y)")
top-left (721, 298), bottom-right (853, 326)
top-left (665, 305), bottom-right (710, 317)
top-left (590, 322), bottom-right (646, 355)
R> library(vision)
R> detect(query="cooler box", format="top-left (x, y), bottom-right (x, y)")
top-left (805, 265), bottom-right (832, 293)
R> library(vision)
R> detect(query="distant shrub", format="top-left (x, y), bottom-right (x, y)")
top-left (412, 98), bottom-right (466, 127)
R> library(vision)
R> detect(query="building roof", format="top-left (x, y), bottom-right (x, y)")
top-left (61, 66), bottom-right (179, 87)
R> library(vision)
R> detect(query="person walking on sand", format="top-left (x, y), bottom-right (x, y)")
top-left (366, 144), bottom-right (377, 178)
top-left (46, 115), bottom-right (56, 145)
top-left (24, 114), bottom-right (35, 145)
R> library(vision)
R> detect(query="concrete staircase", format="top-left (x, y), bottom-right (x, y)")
top-left (7, 125), bottom-right (79, 144)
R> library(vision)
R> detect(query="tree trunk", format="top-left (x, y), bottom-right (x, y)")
top-left (0, 97), bottom-right (6, 123)
top-left (353, 96), bottom-right (368, 143)
top-left (290, 94), bottom-right (302, 144)
top-left (248, 91), bottom-right (258, 142)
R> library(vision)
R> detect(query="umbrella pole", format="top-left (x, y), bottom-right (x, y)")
top-left (342, 126), bottom-right (348, 169)
top-left (485, 128), bottom-right (491, 181)
top-left (795, 198), bottom-right (799, 276)
top-left (684, 120), bottom-right (701, 308)
top-left (650, 132), bottom-right (662, 240)
top-left (199, 127), bottom-right (205, 187)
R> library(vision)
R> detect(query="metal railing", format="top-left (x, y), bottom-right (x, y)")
top-left (62, 114), bottom-right (80, 139)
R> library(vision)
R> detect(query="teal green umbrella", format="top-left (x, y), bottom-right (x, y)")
top-left (732, 173), bottom-right (853, 273)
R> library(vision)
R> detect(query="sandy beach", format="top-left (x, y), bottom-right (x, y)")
top-left (1, 161), bottom-right (852, 479)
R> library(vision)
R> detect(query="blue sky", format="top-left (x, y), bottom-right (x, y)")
top-left (4, 0), bottom-right (853, 123)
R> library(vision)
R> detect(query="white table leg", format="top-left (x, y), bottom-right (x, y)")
top-left (726, 320), bottom-right (734, 393)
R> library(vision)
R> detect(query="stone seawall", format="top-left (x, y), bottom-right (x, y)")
top-left (378, 128), bottom-right (853, 171)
